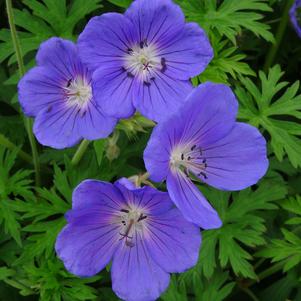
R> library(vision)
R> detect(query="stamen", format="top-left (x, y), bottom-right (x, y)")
top-left (127, 72), bottom-right (134, 78)
top-left (144, 81), bottom-right (151, 87)
top-left (124, 42), bottom-right (160, 81)
top-left (170, 144), bottom-right (208, 180)
top-left (161, 57), bottom-right (167, 73)
top-left (120, 219), bottom-right (134, 241)
top-left (119, 208), bottom-right (148, 248)
top-left (198, 171), bottom-right (208, 179)
top-left (64, 76), bottom-right (92, 108)
top-left (137, 214), bottom-right (147, 222)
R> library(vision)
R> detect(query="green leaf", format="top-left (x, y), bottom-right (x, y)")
top-left (195, 36), bottom-right (255, 84)
top-left (93, 139), bottom-right (107, 166)
top-left (0, 200), bottom-right (22, 246)
top-left (162, 271), bottom-right (235, 301)
top-left (257, 195), bottom-right (301, 272)
top-left (0, 0), bottom-right (102, 65)
top-left (16, 259), bottom-right (100, 300)
top-left (176, 0), bottom-right (274, 44)
top-left (107, 0), bottom-right (132, 8)
top-left (0, 267), bottom-right (15, 280)
top-left (198, 179), bottom-right (287, 279)
top-left (0, 146), bottom-right (33, 245)
top-left (236, 65), bottom-right (301, 168)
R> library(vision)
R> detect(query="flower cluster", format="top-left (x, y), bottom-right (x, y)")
top-left (18, 0), bottom-right (269, 300)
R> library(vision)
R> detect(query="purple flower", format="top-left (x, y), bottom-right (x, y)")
top-left (290, 0), bottom-right (301, 38)
top-left (55, 178), bottom-right (201, 301)
top-left (144, 82), bottom-right (269, 229)
top-left (18, 37), bottom-right (117, 149)
top-left (78, 0), bottom-right (213, 122)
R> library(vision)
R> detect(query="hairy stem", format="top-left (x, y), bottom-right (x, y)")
top-left (0, 134), bottom-right (32, 163)
top-left (71, 139), bottom-right (90, 166)
top-left (6, 0), bottom-right (40, 186)
top-left (263, 0), bottom-right (295, 72)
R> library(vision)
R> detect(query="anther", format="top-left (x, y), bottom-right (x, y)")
top-left (127, 72), bottom-right (134, 78)
top-left (127, 48), bottom-right (133, 54)
top-left (191, 145), bottom-right (196, 151)
top-left (181, 153), bottom-right (184, 160)
top-left (126, 240), bottom-right (135, 248)
top-left (161, 57), bottom-right (167, 73)
top-left (137, 214), bottom-right (147, 222)
top-left (120, 209), bottom-right (130, 213)
top-left (198, 172), bottom-right (208, 179)
top-left (121, 66), bottom-right (127, 72)
top-left (143, 81), bottom-right (151, 87)
top-left (80, 110), bottom-right (87, 117)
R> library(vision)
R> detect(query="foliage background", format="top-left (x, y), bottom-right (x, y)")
top-left (0, 0), bottom-right (301, 300)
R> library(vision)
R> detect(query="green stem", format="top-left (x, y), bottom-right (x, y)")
top-left (241, 288), bottom-right (260, 301)
top-left (6, 0), bottom-right (40, 186)
top-left (4, 278), bottom-right (34, 294)
top-left (254, 258), bottom-right (266, 270)
top-left (0, 134), bottom-right (32, 163)
top-left (257, 261), bottom-right (284, 281)
top-left (263, 0), bottom-right (295, 72)
top-left (71, 139), bottom-right (90, 166)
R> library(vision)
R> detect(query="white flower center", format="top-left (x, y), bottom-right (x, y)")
top-left (124, 42), bottom-right (161, 82)
top-left (170, 144), bottom-right (208, 179)
top-left (118, 207), bottom-right (148, 247)
top-left (64, 77), bottom-right (92, 108)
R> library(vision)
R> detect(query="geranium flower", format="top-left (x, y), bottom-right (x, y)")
top-left (144, 82), bottom-right (269, 229)
top-left (18, 37), bottom-right (117, 149)
top-left (78, 0), bottom-right (213, 122)
top-left (290, 0), bottom-right (301, 38)
top-left (55, 178), bottom-right (201, 301)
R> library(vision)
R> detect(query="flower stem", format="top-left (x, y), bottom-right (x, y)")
top-left (263, 0), bottom-right (295, 72)
top-left (0, 134), bottom-right (32, 163)
top-left (6, 0), bottom-right (40, 186)
top-left (71, 139), bottom-right (90, 166)
top-left (241, 288), bottom-right (260, 301)
top-left (257, 261), bottom-right (284, 281)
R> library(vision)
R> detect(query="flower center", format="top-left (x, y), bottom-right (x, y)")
top-left (119, 208), bottom-right (147, 247)
top-left (123, 40), bottom-right (166, 84)
top-left (64, 76), bottom-right (92, 108)
top-left (170, 144), bottom-right (208, 179)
